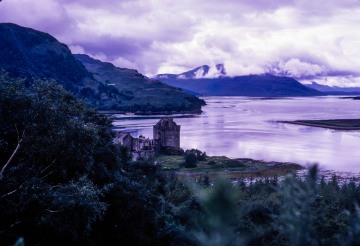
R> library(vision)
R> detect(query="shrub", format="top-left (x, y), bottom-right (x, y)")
top-left (184, 151), bottom-right (198, 168)
top-left (182, 149), bottom-right (207, 168)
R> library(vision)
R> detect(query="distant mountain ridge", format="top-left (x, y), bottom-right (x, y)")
top-left (156, 64), bottom-right (323, 97)
top-left (0, 23), bottom-right (205, 113)
top-left (156, 63), bottom-right (227, 80)
top-left (306, 82), bottom-right (360, 94)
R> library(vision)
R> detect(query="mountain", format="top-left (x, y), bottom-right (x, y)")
top-left (156, 64), bottom-right (227, 80)
top-left (156, 68), bottom-right (323, 96)
top-left (0, 23), bottom-right (204, 113)
top-left (306, 82), bottom-right (360, 94)
top-left (0, 23), bottom-right (96, 93)
top-left (75, 54), bottom-right (205, 112)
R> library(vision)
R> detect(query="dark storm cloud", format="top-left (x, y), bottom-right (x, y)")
top-left (74, 36), bottom-right (151, 60)
top-left (0, 0), bottom-right (75, 34)
top-left (0, 0), bottom-right (359, 84)
top-left (327, 70), bottom-right (360, 77)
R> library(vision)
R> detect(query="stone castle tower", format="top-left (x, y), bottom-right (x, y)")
top-left (153, 118), bottom-right (180, 149)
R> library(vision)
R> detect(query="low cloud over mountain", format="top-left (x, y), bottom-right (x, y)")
top-left (0, 0), bottom-right (359, 86)
top-left (155, 65), bottom-right (323, 97)
top-left (156, 64), bottom-right (227, 80)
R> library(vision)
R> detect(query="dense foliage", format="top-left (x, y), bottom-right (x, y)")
top-left (180, 167), bottom-right (360, 246)
top-left (0, 73), bottom-right (186, 245)
top-left (2, 73), bottom-right (360, 245)
top-left (183, 149), bottom-right (207, 168)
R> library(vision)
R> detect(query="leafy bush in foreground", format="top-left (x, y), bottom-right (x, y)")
top-left (184, 167), bottom-right (360, 246)
top-left (0, 73), bottom-right (181, 245)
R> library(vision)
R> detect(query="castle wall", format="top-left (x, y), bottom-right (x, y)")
top-left (115, 134), bottom-right (133, 151)
top-left (153, 124), bottom-right (180, 149)
top-left (163, 126), bottom-right (180, 148)
top-left (132, 137), bottom-right (154, 152)
top-left (116, 131), bottom-right (158, 162)
top-left (153, 125), bottom-right (160, 142)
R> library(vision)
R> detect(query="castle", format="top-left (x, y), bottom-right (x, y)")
top-left (114, 118), bottom-right (181, 159)
top-left (153, 117), bottom-right (181, 149)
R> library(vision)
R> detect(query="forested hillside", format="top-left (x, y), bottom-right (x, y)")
top-left (0, 23), bottom-right (205, 113)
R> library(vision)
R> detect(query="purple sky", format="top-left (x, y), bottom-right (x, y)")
top-left (1, 0), bottom-right (360, 86)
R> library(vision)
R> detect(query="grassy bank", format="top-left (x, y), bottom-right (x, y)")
top-left (281, 119), bottom-right (360, 130)
top-left (155, 154), bottom-right (303, 179)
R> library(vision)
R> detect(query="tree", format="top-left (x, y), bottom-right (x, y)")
top-left (183, 149), bottom-right (207, 168)
top-left (0, 73), bottom-right (169, 245)
top-left (0, 73), bottom-right (119, 244)
top-left (184, 151), bottom-right (198, 167)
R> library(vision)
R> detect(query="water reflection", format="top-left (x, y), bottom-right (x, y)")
top-left (113, 96), bottom-right (360, 172)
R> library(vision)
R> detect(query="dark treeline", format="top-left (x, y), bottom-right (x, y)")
top-left (1, 72), bottom-right (360, 245)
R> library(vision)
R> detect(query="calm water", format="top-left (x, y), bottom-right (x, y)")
top-left (112, 96), bottom-right (360, 172)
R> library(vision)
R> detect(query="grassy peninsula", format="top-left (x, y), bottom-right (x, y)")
top-left (281, 119), bottom-right (360, 130)
top-left (156, 154), bottom-right (303, 179)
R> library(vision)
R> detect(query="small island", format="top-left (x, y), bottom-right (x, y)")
top-left (280, 118), bottom-right (360, 130)
top-left (340, 96), bottom-right (360, 100)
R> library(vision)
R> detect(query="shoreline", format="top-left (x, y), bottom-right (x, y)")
top-left (280, 119), bottom-right (360, 130)
top-left (156, 155), bottom-right (304, 179)
top-left (99, 109), bottom-right (203, 115)
top-left (157, 155), bottom-right (360, 183)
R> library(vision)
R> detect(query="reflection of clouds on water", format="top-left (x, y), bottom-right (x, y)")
top-left (211, 106), bottom-right (236, 109)
top-left (296, 126), bottom-right (327, 133)
top-left (113, 96), bottom-right (360, 172)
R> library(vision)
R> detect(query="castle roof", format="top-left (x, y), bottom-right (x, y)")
top-left (155, 117), bottom-right (179, 130)
top-left (115, 132), bottom-right (133, 141)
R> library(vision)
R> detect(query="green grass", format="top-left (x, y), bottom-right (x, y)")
top-left (156, 155), bottom-right (184, 170)
top-left (155, 154), bottom-right (303, 178)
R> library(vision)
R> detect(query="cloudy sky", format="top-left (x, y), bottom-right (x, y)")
top-left (0, 0), bottom-right (360, 86)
